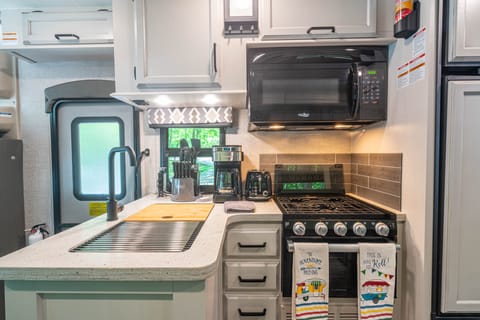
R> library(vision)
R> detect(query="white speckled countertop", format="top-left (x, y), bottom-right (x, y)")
top-left (0, 194), bottom-right (282, 281)
top-left (0, 194), bottom-right (405, 282)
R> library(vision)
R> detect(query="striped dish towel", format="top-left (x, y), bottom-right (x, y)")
top-left (293, 242), bottom-right (329, 320)
top-left (358, 243), bottom-right (396, 320)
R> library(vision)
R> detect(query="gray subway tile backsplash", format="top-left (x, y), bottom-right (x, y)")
top-left (259, 152), bottom-right (402, 211)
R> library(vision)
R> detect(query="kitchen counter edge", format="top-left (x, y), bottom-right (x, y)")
top-left (0, 195), bottom-right (281, 282)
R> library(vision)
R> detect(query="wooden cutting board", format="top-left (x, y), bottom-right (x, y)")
top-left (124, 203), bottom-right (214, 222)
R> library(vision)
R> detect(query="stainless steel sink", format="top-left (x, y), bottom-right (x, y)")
top-left (70, 221), bottom-right (204, 253)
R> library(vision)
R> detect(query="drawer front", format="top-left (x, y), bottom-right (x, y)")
top-left (23, 11), bottom-right (113, 44)
top-left (225, 262), bottom-right (279, 291)
top-left (225, 294), bottom-right (278, 320)
top-left (225, 227), bottom-right (280, 257)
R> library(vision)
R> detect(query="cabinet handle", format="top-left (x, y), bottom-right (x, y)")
top-left (237, 242), bottom-right (266, 248)
top-left (238, 308), bottom-right (267, 317)
top-left (306, 26), bottom-right (336, 34)
top-left (54, 33), bottom-right (80, 40)
top-left (213, 42), bottom-right (217, 74)
top-left (238, 275), bottom-right (267, 283)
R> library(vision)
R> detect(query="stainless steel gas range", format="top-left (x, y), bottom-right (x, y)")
top-left (273, 164), bottom-right (402, 320)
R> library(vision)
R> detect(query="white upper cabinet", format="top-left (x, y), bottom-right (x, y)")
top-left (261, 0), bottom-right (377, 39)
top-left (0, 7), bottom-right (113, 62)
top-left (442, 80), bottom-right (480, 313)
top-left (448, 0), bottom-right (480, 63)
top-left (133, 0), bottom-right (221, 88)
top-left (22, 10), bottom-right (113, 45)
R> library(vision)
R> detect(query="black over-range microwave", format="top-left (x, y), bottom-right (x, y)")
top-left (247, 46), bottom-right (388, 131)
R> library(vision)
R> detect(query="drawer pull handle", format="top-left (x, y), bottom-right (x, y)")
top-left (306, 26), bottom-right (336, 34)
top-left (54, 33), bottom-right (80, 40)
top-left (238, 275), bottom-right (267, 283)
top-left (237, 242), bottom-right (266, 248)
top-left (238, 308), bottom-right (267, 317)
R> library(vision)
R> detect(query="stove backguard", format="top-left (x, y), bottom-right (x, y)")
top-left (274, 164), bottom-right (345, 195)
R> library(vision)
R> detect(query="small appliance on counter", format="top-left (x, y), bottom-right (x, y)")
top-left (212, 145), bottom-right (243, 203)
top-left (245, 170), bottom-right (272, 201)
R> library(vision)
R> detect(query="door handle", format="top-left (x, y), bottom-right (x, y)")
top-left (238, 275), bottom-right (267, 283)
top-left (54, 33), bottom-right (80, 40)
top-left (238, 308), bottom-right (267, 317)
top-left (237, 242), bottom-right (267, 248)
top-left (350, 63), bottom-right (361, 119)
top-left (306, 26), bottom-right (336, 34)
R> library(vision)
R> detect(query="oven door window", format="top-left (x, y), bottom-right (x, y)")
top-left (249, 65), bottom-right (354, 121)
top-left (330, 252), bottom-right (358, 297)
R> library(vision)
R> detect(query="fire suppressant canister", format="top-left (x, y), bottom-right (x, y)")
top-left (395, 0), bottom-right (413, 23)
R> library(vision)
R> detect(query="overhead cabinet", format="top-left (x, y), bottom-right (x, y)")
top-left (133, 0), bottom-right (221, 88)
top-left (261, 0), bottom-right (377, 39)
top-left (0, 8), bottom-right (113, 62)
top-left (22, 10), bottom-right (113, 45)
top-left (447, 0), bottom-right (480, 63)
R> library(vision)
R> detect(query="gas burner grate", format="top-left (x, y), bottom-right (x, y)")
top-left (275, 195), bottom-right (387, 216)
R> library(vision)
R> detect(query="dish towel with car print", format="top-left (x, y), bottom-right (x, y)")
top-left (293, 242), bottom-right (329, 320)
top-left (358, 243), bottom-right (396, 320)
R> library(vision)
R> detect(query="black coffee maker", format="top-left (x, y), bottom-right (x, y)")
top-left (212, 145), bottom-right (243, 203)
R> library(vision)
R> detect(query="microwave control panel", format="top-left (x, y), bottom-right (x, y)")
top-left (361, 69), bottom-right (384, 105)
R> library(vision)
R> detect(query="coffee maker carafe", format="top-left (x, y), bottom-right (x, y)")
top-left (213, 145), bottom-right (243, 203)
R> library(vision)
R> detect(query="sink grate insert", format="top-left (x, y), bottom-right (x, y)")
top-left (70, 221), bottom-right (204, 253)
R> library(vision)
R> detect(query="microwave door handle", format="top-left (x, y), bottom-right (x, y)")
top-left (351, 64), bottom-right (361, 119)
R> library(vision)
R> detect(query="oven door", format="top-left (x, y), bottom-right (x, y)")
top-left (282, 240), bottom-right (397, 299)
top-left (282, 243), bottom-right (358, 298)
top-left (248, 63), bottom-right (358, 123)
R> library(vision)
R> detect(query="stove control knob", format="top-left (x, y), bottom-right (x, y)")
top-left (293, 222), bottom-right (306, 236)
top-left (315, 222), bottom-right (328, 236)
top-left (375, 222), bottom-right (390, 237)
top-left (353, 222), bottom-right (367, 237)
top-left (334, 222), bottom-right (348, 237)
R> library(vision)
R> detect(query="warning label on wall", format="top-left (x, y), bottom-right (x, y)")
top-left (89, 202), bottom-right (107, 217)
top-left (1, 31), bottom-right (18, 46)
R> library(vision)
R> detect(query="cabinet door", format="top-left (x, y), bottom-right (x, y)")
top-left (448, 0), bottom-right (480, 63)
top-left (262, 0), bottom-right (376, 38)
top-left (442, 80), bottom-right (480, 312)
top-left (22, 10), bottom-right (113, 45)
top-left (134, 0), bottom-right (219, 87)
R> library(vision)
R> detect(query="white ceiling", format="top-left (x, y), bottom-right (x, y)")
top-left (0, 0), bottom-right (111, 9)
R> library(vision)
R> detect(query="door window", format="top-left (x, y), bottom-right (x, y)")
top-left (71, 117), bottom-right (125, 200)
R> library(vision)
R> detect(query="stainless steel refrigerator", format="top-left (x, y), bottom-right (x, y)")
top-left (0, 139), bottom-right (25, 320)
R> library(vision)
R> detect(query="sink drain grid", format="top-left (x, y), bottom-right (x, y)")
top-left (70, 221), bottom-right (204, 252)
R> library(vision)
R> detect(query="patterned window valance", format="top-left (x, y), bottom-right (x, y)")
top-left (146, 106), bottom-right (233, 127)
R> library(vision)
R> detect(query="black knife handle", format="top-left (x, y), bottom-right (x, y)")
top-left (237, 242), bottom-right (266, 248)
top-left (238, 308), bottom-right (266, 317)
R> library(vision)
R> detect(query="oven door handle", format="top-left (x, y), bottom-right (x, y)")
top-left (287, 240), bottom-right (400, 253)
